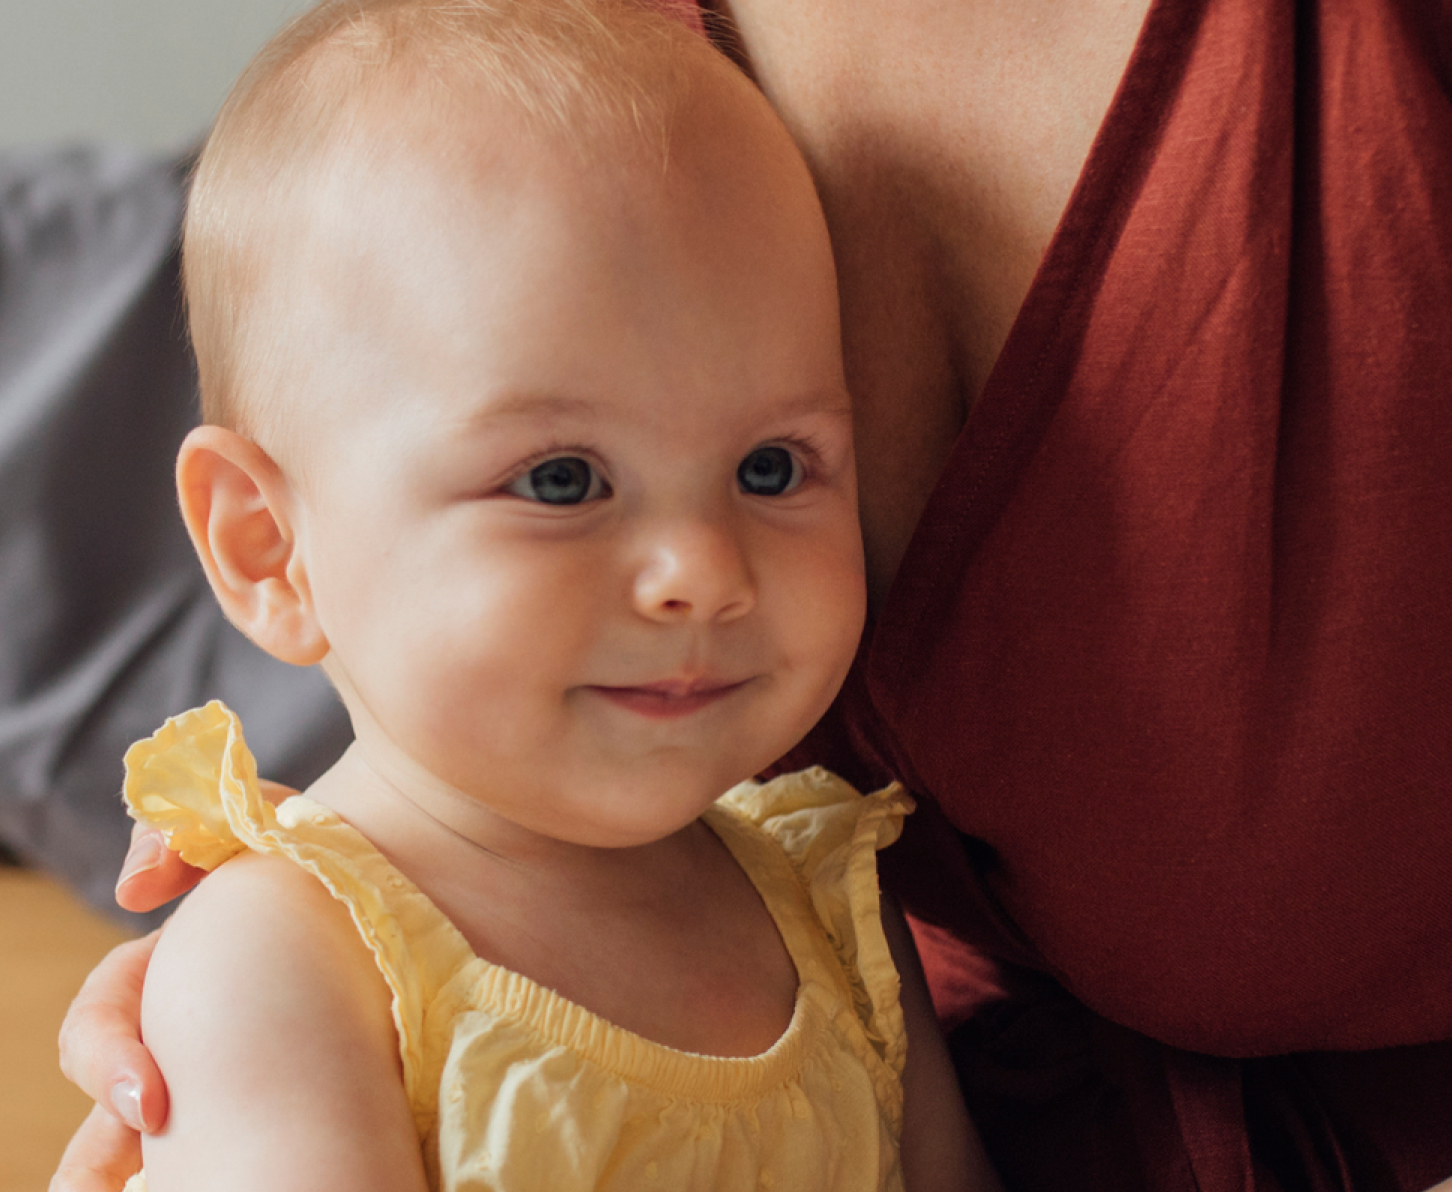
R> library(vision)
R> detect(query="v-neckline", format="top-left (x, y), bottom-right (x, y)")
top-left (864, 0), bottom-right (1200, 719)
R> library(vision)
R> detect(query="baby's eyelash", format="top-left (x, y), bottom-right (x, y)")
top-left (768, 434), bottom-right (831, 478)
top-left (496, 443), bottom-right (603, 486)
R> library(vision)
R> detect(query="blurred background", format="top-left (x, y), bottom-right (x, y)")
top-left (1, 5), bottom-right (302, 1185)
top-left (0, 0), bottom-right (303, 150)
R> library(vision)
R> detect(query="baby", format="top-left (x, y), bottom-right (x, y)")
top-left (121, 1), bottom-right (994, 1189)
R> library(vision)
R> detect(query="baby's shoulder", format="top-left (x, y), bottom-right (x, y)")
top-left (146, 850), bottom-right (390, 1044)
top-left (162, 848), bottom-right (344, 940)
top-left (136, 845), bottom-right (427, 1191)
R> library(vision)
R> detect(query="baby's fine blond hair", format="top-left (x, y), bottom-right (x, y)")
top-left (184, 0), bottom-right (705, 437)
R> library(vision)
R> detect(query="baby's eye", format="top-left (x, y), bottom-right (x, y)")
top-left (737, 446), bottom-right (802, 497)
top-left (506, 456), bottom-right (608, 505)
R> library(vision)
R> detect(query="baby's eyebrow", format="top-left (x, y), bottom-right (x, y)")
top-left (751, 391), bottom-right (855, 430)
top-left (775, 390), bottom-right (854, 418)
top-left (458, 392), bottom-right (600, 427)
top-left (459, 389), bottom-right (853, 424)
top-left (445, 388), bottom-right (855, 444)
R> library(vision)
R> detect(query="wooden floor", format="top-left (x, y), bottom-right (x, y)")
top-left (0, 866), bottom-right (133, 1192)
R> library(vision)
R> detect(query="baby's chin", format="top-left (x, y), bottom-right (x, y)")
top-left (497, 776), bottom-right (743, 852)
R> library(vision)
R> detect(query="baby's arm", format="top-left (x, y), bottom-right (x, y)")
top-left (882, 898), bottom-right (1005, 1192)
top-left (138, 850), bottom-right (427, 1192)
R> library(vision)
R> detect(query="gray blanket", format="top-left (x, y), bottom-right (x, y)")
top-left (0, 146), bottom-right (350, 928)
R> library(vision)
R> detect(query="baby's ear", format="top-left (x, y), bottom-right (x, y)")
top-left (176, 426), bottom-right (328, 666)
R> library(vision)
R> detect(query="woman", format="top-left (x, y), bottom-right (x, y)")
top-left (47, 0), bottom-right (1452, 1187)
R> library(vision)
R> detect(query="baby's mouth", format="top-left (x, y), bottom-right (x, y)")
top-left (585, 677), bottom-right (751, 719)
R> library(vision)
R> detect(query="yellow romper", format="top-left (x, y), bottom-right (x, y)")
top-left (122, 702), bottom-right (913, 1192)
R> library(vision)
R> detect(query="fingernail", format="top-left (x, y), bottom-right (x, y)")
top-left (111, 1080), bottom-right (145, 1131)
top-left (116, 835), bottom-right (166, 891)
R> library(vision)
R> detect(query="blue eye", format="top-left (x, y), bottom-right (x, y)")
top-left (507, 457), bottom-right (607, 505)
top-left (737, 446), bottom-right (800, 496)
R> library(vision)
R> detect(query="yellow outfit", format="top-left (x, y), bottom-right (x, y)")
top-left (121, 703), bottom-right (913, 1192)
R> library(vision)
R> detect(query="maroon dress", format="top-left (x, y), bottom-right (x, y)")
top-left (777, 0), bottom-right (1452, 1187)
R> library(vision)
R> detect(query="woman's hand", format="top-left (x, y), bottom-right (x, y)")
top-left (113, 823), bottom-right (207, 915)
top-left (52, 929), bottom-right (166, 1192)
top-left (115, 775), bottom-right (295, 911)
top-left (49, 1104), bottom-right (146, 1192)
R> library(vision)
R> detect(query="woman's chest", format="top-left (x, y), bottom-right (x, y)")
top-left (718, 0), bottom-right (1151, 600)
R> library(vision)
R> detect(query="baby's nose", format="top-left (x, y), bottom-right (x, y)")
top-left (630, 519), bottom-right (756, 624)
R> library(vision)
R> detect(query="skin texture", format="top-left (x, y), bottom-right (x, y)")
top-left (58, 0), bottom-right (1157, 1184)
top-left (61, 45), bottom-right (992, 1192)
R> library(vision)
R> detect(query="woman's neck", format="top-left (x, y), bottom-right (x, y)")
top-left (717, 0), bottom-right (1152, 604)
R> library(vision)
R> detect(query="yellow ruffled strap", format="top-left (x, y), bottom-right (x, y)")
top-left (718, 769), bottom-right (914, 1079)
top-left (123, 701), bottom-right (271, 870)
top-left (122, 701), bottom-right (466, 1137)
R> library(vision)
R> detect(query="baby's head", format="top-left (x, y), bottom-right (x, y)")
top-left (186, 0), bottom-right (707, 446)
top-left (177, 0), bottom-right (866, 847)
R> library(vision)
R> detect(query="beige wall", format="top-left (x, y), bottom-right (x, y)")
top-left (0, 0), bottom-right (304, 151)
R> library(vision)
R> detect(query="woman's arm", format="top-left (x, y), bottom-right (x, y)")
top-left (138, 850), bottom-right (426, 1192)
top-left (882, 897), bottom-right (1004, 1192)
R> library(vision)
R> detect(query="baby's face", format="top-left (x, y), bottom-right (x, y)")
top-left (279, 75), bottom-right (865, 848)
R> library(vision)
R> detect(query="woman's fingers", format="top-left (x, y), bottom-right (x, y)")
top-left (48, 1103), bottom-right (143, 1192)
top-left (113, 826), bottom-right (203, 913)
top-left (115, 780), bottom-right (295, 912)
top-left (256, 778), bottom-right (298, 805)
top-left (57, 931), bottom-right (169, 1134)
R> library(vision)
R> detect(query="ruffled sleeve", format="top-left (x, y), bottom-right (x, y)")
top-left (122, 701), bottom-right (272, 870)
top-left (718, 769), bottom-right (913, 1078)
